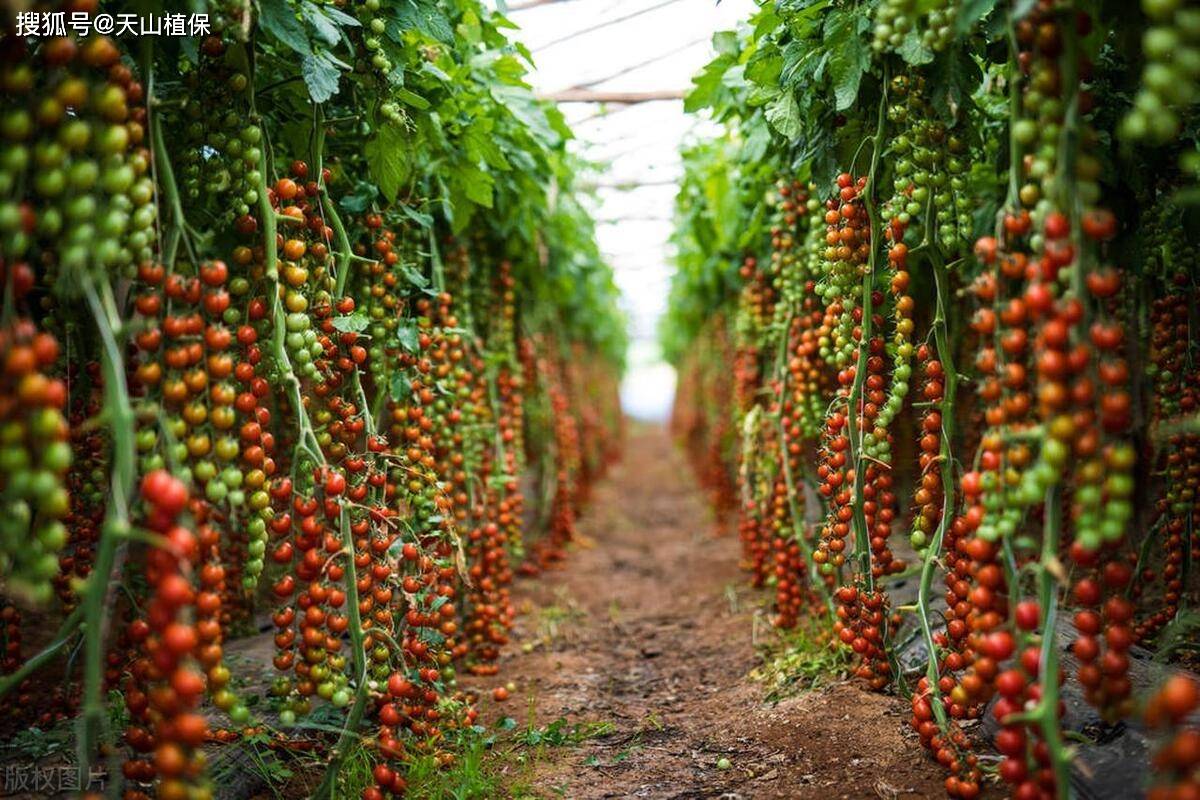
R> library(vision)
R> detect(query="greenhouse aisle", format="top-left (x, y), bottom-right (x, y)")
top-left (475, 424), bottom-right (954, 799)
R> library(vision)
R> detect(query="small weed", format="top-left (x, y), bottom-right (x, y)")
top-left (512, 717), bottom-right (615, 747)
top-left (584, 745), bottom-right (641, 768)
top-left (404, 730), bottom-right (499, 800)
top-left (752, 616), bottom-right (849, 699)
top-left (1155, 608), bottom-right (1200, 662)
top-left (724, 582), bottom-right (740, 614)
top-left (639, 712), bottom-right (664, 732)
top-left (1, 723), bottom-right (73, 761)
top-left (209, 731), bottom-right (295, 799)
top-left (534, 591), bottom-right (587, 646)
top-left (332, 736), bottom-right (375, 800)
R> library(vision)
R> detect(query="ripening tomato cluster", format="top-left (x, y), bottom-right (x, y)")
top-left (122, 471), bottom-right (213, 800)
top-left (0, 320), bottom-right (70, 603)
top-left (1144, 674), bottom-right (1200, 800)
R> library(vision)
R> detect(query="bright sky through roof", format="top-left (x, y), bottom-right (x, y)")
top-left (492, 0), bottom-right (756, 419)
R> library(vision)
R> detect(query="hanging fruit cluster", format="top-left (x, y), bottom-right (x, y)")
top-left (666, 0), bottom-right (1200, 797)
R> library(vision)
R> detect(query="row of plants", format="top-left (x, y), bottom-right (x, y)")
top-left (665, 0), bottom-right (1200, 798)
top-left (0, 0), bottom-right (624, 797)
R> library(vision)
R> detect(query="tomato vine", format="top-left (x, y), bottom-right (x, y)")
top-left (0, 0), bottom-right (624, 796)
top-left (667, 0), bottom-right (1200, 797)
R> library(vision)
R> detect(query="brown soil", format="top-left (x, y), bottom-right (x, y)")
top-left (470, 423), bottom-right (953, 800)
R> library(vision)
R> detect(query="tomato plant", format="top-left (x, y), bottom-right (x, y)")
top-left (0, 0), bottom-right (623, 796)
top-left (666, 0), bottom-right (1200, 797)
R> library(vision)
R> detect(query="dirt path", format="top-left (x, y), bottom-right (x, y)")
top-left (472, 424), bottom-right (951, 800)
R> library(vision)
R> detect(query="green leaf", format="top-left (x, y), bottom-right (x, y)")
top-left (753, 8), bottom-right (781, 40)
top-left (420, 60), bottom-right (452, 83)
top-left (712, 30), bottom-right (739, 56)
top-left (316, 3), bottom-right (360, 28)
top-left (684, 54), bottom-right (734, 113)
top-left (302, 3), bottom-right (345, 46)
top-left (339, 181), bottom-right (379, 214)
top-left (451, 162), bottom-right (494, 209)
top-left (898, 29), bottom-right (934, 66)
top-left (401, 264), bottom-right (429, 288)
top-left (389, 371), bottom-right (406, 401)
top-left (364, 121), bottom-right (409, 203)
top-left (742, 117), bottom-right (771, 162)
top-left (417, 627), bottom-right (445, 646)
top-left (258, 0), bottom-right (311, 56)
top-left (399, 204), bottom-right (434, 229)
top-left (765, 91), bottom-right (801, 140)
top-left (331, 311), bottom-right (369, 333)
top-left (927, 46), bottom-right (982, 118)
top-left (394, 87), bottom-right (431, 110)
top-left (396, 322), bottom-right (420, 353)
top-left (824, 8), bottom-right (869, 111)
top-left (783, 0), bottom-right (830, 40)
top-left (1012, 0), bottom-right (1037, 20)
top-left (389, 0), bottom-right (454, 44)
top-left (956, 0), bottom-right (998, 33)
top-left (179, 36), bottom-right (199, 65)
top-left (301, 52), bottom-right (341, 103)
top-left (464, 119), bottom-right (511, 170)
top-left (745, 49), bottom-right (782, 88)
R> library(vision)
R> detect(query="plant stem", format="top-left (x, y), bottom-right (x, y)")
top-left (312, 105), bottom-right (355, 299)
top-left (80, 276), bottom-right (137, 797)
top-left (0, 605), bottom-right (83, 699)
top-left (845, 77), bottom-right (888, 596)
top-left (143, 40), bottom-right (196, 270)
top-left (915, 247), bottom-right (959, 734)
top-left (1035, 487), bottom-right (1073, 797)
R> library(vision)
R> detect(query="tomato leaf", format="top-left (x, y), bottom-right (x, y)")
top-left (898, 29), bottom-right (935, 66)
top-left (824, 7), bottom-right (869, 111)
top-left (395, 87), bottom-right (431, 110)
top-left (301, 52), bottom-right (342, 103)
top-left (339, 181), bottom-right (379, 214)
top-left (401, 264), bottom-right (429, 289)
top-left (956, 0), bottom-right (998, 33)
top-left (927, 46), bottom-right (983, 119)
top-left (301, 2), bottom-right (356, 46)
top-left (331, 311), bottom-right (369, 333)
top-left (258, 0), bottom-right (311, 56)
top-left (364, 121), bottom-right (409, 203)
top-left (388, 0), bottom-right (454, 44)
top-left (399, 204), bottom-right (434, 229)
top-left (765, 91), bottom-right (801, 140)
top-left (389, 371), bottom-right (407, 402)
top-left (396, 322), bottom-right (420, 353)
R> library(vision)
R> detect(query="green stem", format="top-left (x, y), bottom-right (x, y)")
top-left (80, 276), bottom-right (137, 797)
top-left (0, 605), bottom-right (83, 699)
top-left (777, 414), bottom-right (833, 616)
top-left (1034, 488), bottom-right (1073, 798)
top-left (314, 506), bottom-right (371, 800)
top-left (429, 227), bottom-right (445, 293)
top-left (845, 76), bottom-right (888, 596)
top-left (915, 247), bottom-right (959, 734)
top-left (144, 40), bottom-right (197, 270)
top-left (312, 105), bottom-right (354, 299)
